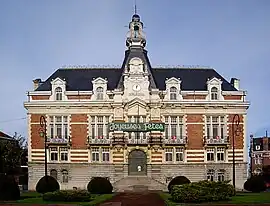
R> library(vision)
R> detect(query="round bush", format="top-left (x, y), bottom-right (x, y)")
top-left (244, 175), bottom-right (266, 193)
top-left (171, 180), bottom-right (235, 203)
top-left (36, 175), bottom-right (60, 194)
top-left (168, 176), bottom-right (191, 193)
top-left (0, 174), bottom-right (20, 200)
top-left (87, 177), bottom-right (113, 194)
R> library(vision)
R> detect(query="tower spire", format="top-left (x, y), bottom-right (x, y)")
top-left (134, 0), bottom-right (137, 14)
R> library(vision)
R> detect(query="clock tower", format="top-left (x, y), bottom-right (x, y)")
top-left (118, 12), bottom-right (157, 102)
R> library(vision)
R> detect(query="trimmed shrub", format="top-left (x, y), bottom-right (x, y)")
top-left (36, 175), bottom-right (60, 194)
top-left (87, 177), bottom-right (113, 194)
top-left (171, 180), bottom-right (235, 203)
top-left (0, 174), bottom-right (20, 200)
top-left (244, 175), bottom-right (266, 193)
top-left (43, 190), bottom-right (91, 202)
top-left (168, 176), bottom-right (191, 193)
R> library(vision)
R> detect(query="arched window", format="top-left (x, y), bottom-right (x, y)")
top-left (96, 87), bottom-right (104, 100)
top-left (50, 169), bottom-right (58, 180)
top-left (207, 169), bottom-right (215, 181)
top-left (62, 170), bottom-right (69, 183)
top-left (55, 87), bottom-right (63, 101)
top-left (211, 87), bottom-right (218, 100)
top-left (217, 169), bottom-right (225, 181)
top-left (170, 87), bottom-right (177, 100)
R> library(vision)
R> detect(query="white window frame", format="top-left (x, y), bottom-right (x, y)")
top-left (91, 147), bottom-right (100, 162)
top-left (217, 170), bottom-right (225, 181)
top-left (90, 116), bottom-right (109, 140)
top-left (55, 87), bottom-right (63, 101)
top-left (211, 87), bottom-right (218, 100)
top-left (216, 148), bottom-right (225, 162)
top-left (165, 148), bottom-right (173, 162)
top-left (60, 147), bottom-right (69, 161)
top-left (62, 170), bottom-right (69, 183)
top-left (170, 87), bottom-right (177, 100)
top-left (207, 169), bottom-right (215, 181)
top-left (254, 154), bottom-right (262, 165)
top-left (206, 116), bottom-right (226, 139)
top-left (175, 148), bottom-right (184, 162)
top-left (48, 116), bottom-right (69, 139)
top-left (206, 148), bottom-right (215, 162)
top-left (50, 147), bottom-right (58, 161)
top-left (102, 148), bottom-right (110, 162)
top-left (96, 87), bottom-right (104, 100)
top-left (164, 116), bottom-right (184, 139)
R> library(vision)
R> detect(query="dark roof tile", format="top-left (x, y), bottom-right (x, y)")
top-left (36, 68), bottom-right (236, 91)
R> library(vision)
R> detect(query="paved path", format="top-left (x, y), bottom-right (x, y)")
top-left (97, 192), bottom-right (165, 206)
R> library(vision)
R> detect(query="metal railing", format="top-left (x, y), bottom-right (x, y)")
top-left (203, 136), bottom-right (229, 144)
top-left (163, 136), bottom-right (187, 144)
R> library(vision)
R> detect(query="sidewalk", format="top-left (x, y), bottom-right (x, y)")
top-left (98, 192), bottom-right (165, 206)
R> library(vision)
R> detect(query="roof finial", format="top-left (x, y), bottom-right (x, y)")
top-left (134, 0), bottom-right (137, 14)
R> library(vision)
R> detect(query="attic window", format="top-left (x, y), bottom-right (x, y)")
top-left (211, 87), bottom-right (218, 100)
top-left (55, 87), bottom-right (63, 101)
top-left (170, 87), bottom-right (177, 100)
top-left (96, 87), bottom-right (104, 100)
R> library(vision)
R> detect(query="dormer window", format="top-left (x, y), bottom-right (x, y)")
top-left (55, 87), bottom-right (63, 101)
top-left (211, 87), bottom-right (218, 100)
top-left (96, 87), bottom-right (104, 100)
top-left (170, 87), bottom-right (177, 100)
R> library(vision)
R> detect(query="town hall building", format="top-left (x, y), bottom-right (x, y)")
top-left (24, 13), bottom-right (250, 191)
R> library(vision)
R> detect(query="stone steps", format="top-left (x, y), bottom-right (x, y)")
top-left (113, 176), bottom-right (167, 192)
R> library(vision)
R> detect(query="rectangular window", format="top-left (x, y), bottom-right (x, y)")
top-left (49, 116), bottom-right (69, 139)
top-left (165, 148), bottom-right (173, 162)
top-left (207, 170), bottom-right (215, 181)
top-left (175, 148), bottom-right (184, 162)
top-left (206, 148), bottom-right (215, 161)
top-left (92, 147), bottom-right (99, 162)
top-left (102, 148), bottom-right (110, 162)
top-left (206, 116), bottom-right (226, 139)
top-left (217, 171), bottom-right (225, 181)
top-left (50, 147), bottom-right (58, 161)
top-left (60, 147), bottom-right (68, 161)
top-left (164, 125), bottom-right (169, 139)
top-left (217, 148), bottom-right (225, 162)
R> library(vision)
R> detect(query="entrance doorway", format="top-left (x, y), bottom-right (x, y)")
top-left (128, 149), bottom-right (147, 176)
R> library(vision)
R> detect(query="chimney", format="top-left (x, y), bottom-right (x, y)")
top-left (230, 78), bottom-right (240, 90)
top-left (33, 78), bottom-right (42, 90)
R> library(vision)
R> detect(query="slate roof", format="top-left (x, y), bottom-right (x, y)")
top-left (36, 68), bottom-right (237, 91)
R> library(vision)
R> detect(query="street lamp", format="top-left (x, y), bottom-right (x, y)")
top-left (232, 114), bottom-right (240, 189)
top-left (39, 115), bottom-right (48, 180)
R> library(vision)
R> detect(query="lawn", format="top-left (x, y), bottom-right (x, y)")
top-left (0, 191), bottom-right (114, 205)
top-left (160, 192), bottom-right (270, 205)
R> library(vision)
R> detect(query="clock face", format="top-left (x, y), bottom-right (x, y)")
top-left (133, 84), bottom-right (141, 91)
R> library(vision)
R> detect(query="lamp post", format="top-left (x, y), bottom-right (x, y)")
top-left (39, 115), bottom-right (48, 180)
top-left (232, 114), bottom-right (240, 189)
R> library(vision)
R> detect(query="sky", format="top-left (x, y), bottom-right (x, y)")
top-left (0, 0), bottom-right (269, 139)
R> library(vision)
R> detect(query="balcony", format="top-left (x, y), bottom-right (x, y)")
top-left (127, 137), bottom-right (148, 144)
top-left (203, 136), bottom-right (229, 146)
top-left (87, 136), bottom-right (111, 145)
top-left (163, 136), bottom-right (188, 145)
top-left (46, 136), bottom-right (71, 145)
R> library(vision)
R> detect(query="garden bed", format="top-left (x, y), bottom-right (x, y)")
top-left (160, 192), bottom-right (270, 206)
top-left (0, 191), bottom-right (114, 206)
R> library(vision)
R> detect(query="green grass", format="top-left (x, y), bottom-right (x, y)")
top-left (0, 191), bottom-right (114, 205)
top-left (159, 192), bottom-right (270, 205)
